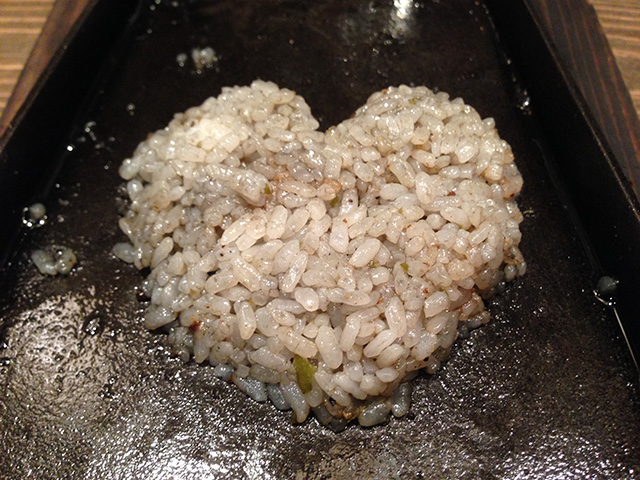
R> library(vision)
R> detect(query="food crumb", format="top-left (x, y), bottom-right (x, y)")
top-left (31, 245), bottom-right (78, 276)
top-left (177, 47), bottom-right (218, 72)
top-left (22, 202), bottom-right (47, 228)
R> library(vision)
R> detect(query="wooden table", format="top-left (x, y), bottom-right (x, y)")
top-left (594, 0), bottom-right (640, 115)
top-left (0, 0), bottom-right (54, 116)
top-left (1, 0), bottom-right (640, 195)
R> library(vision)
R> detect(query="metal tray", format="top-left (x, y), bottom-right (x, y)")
top-left (1, 0), bottom-right (639, 478)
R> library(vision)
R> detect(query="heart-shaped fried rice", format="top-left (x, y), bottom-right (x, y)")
top-left (115, 80), bottom-right (525, 429)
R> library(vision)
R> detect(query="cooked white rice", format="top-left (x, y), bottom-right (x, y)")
top-left (115, 80), bottom-right (525, 428)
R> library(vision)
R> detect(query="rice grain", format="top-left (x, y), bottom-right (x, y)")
top-left (116, 81), bottom-right (526, 428)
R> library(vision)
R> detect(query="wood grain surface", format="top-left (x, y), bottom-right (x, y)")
top-left (592, 0), bottom-right (640, 115)
top-left (523, 0), bottom-right (640, 196)
top-left (1, 0), bottom-right (639, 194)
top-left (0, 0), bottom-right (54, 116)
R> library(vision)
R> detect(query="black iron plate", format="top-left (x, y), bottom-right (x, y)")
top-left (1, 1), bottom-right (639, 478)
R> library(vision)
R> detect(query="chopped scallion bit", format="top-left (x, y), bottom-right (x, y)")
top-left (293, 355), bottom-right (316, 394)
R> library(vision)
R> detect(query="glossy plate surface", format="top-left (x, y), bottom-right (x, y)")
top-left (1, 1), bottom-right (639, 478)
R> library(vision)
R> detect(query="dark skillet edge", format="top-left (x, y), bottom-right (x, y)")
top-left (485, 0), bottom-right (640, 371)
top-left (0, 0), bottom-right (140, 274)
